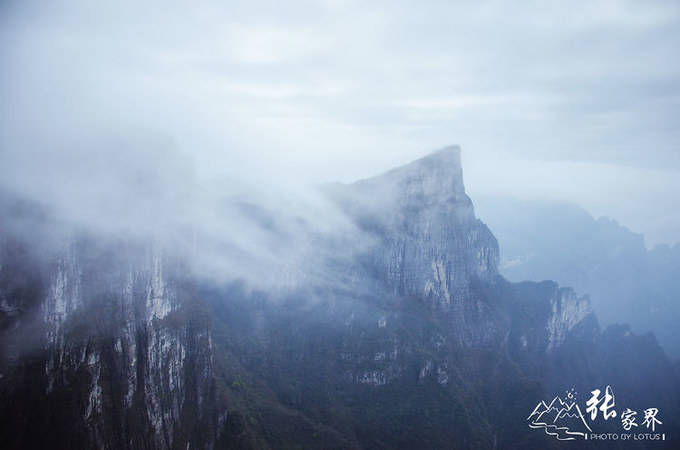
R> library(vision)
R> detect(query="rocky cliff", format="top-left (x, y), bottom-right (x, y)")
top-left (327, 146), bottom-right (501, 347)
top-left (347, 146), bottom-right (499, 300)
top-left (1, 146), bottom-right (679, 449)
top-left (475, 196), bottom-right (680, 358)
top-left (0, 199), bottom-right (218, 449)
top-left (206, 147), bottom-right (680, 448)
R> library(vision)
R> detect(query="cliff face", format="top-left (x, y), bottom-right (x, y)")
top-left (345, 146), bottom-right (499, 301)
top-left (329, 147), bottom-right (501, 347)
top-left (1, 146), bottom-right (679, 449)
top-left (0, 214), bottom-right (217, 449)
top-left (206, 148), bottom-right (680, 448)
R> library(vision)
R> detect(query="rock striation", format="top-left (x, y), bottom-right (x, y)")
top-left (0, 218), bottom-right (217, 449)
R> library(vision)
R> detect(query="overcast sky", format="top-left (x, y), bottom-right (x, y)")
top-left (2, 0), bottom-right (679, 246)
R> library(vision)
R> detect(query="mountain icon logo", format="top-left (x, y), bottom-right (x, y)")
top-left (528, 389), bottom-right (592, 441)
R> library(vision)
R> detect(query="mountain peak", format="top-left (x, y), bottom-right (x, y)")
top-left (415, 144), bottom-right (461, 166)
top-left (381, 144), bottom-right (462, 178)
top-left (330, 145), bottom-right (499, 311)
top-left (350, 145), bottom-right (466, 204)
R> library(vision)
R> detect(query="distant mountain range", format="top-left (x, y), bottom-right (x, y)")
top-left (475, 196), bottom-right (680, 358)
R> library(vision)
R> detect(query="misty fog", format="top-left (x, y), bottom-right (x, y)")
top-left (2, 3), bottom-right (680, 448)
top-left (2, 0), bottom-right (680, 247)
top-left (2, 0), bottom-right (679, 354)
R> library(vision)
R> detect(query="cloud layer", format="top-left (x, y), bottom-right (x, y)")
top-left (2, 0), bottom-right (679, 245)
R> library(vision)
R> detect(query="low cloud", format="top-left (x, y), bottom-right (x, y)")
top-left (2, 0), bottom-right (679, 245)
